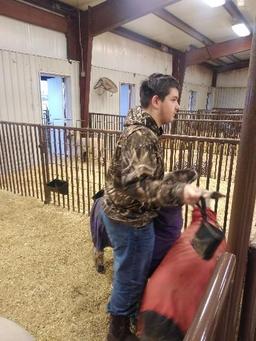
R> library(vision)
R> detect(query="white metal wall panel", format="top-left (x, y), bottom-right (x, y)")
top-left (213, 68), bottom-right (248, 109)
top-left (214, 87), bottom-right (246, 109)
top-left (91, 34), bottom-right (214, 113)
top-left (181, 65), bottom-right (213, 110)
top-left (217, 68), bottom-right (248, 88)
top-left (90, 32), bottom-right (173, 114)
top-left (181, 83), bottom-right (211, 110)
top-left (89, 66), bottom-right (147, 114)
top-left (184, 65), bottom-right (213, 87)
top-left (0, 49), bottom-right (80, 124)
top-left (0, 16), bottom-right (67, 59)
top-left (92, 32), bottom-right (173, 75)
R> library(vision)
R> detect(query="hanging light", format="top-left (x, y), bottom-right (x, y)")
top-left (237, 0), bottom-right (245, 6)
top-left (203, 0), bottom-right (226, 7)
top-left (232, 23), bottom-right (250, 37)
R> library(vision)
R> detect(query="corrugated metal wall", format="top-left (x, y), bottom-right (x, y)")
top-left (90, 34), bottom-right (214, 113)
top-left (214, 87), bottom-right (246, 109)
top-left (0, 16), bottom-right (67, 59)
top-left (214, 68), bottom-right (248, 108)
top-left (89, 32), bottom-right (173, 114)
top-left (0, 49), bottom-right (80, 124)
top-left (0, 16), bottom-right (80, 124)
top-left (92, 33), bottom-right (173, 75)
top-left (90, 66), bottom-right (147, 114)
top-left (2, 14), bottom-right (248, 122)
top-left (216, 68), bottom-right (248, 88)
top-left (181, 65), bottom-right (213, 110)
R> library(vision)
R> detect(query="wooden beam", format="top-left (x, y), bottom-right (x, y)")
top-left (201, 62), bottom-right (216, 71)
top-left (212, 71), bottom-right (217, 87)
top-left (172, 52), bottom-right (186, 101)
top-left (66, 15), bottom-right (80, 61)
top-left (154, 8), bottom-right (213, 45)
top-left (20, 0), bottom-right (77, 17)
top-left (80, 9), bottom-right (93, 127)
top-left (0, 0), bottom-right (68, 33)
top-left (90, 0), bottom-right (182, 36)
top-left (224, 0), bottom-right (252, 32)
top-left (154, 8), bottom-right (239, 65)
top-left (228, 55), bottom-right (241, 63)
top-left (112, 27), bottom-right (179, 55)
top-left (185, 35), bottom-right (252, 65)
top-left (216, 59), bottom-right (249, 73)
top-left (223, 30), bottom-right (256, 341)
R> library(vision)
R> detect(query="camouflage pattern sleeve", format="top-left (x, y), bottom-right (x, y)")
top-left (120, 130), bottom-right (186, 208)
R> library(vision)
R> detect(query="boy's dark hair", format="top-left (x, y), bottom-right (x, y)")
top-left (140, 73), bottom-right (180, 108)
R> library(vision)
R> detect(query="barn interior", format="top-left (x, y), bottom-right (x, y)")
top-left (0, 0), bottom-right (256, 340)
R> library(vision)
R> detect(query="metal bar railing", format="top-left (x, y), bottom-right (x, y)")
top-left (0, 121), bottom-right (239, 229)
top-left (184, 252), bottom-right (236, 341)
top-left (88, 112), bottom-right (242, 138)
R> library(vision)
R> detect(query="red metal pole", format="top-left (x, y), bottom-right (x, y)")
top-left (173, 51), bottom-right (186, 102)
top-left (80, 8), bottom-right (93, 128)
top-left (223, 29), bottom-right (256, 341)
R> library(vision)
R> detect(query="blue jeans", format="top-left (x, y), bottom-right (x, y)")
top-left (101, 209), bottom-right (155, 316)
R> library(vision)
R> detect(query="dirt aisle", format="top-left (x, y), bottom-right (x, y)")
top-left (0, 190), bottom-right (112, 341)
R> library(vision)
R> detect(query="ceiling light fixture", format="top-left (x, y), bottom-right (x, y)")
top-left (237, 0), bottom-right (245, 6)
top-left (203, 0), bottom-right (226, 7)
top-left (232, 23), bottom-right (250, 37)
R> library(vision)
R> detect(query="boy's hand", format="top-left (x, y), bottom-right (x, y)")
top-left (183, 184), bottom-right (202, 205)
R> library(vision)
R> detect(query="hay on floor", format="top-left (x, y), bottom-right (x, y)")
top-left (1, 188), bottom-right (255, 341)
top-left (0, 189), bottom-right (112, 341)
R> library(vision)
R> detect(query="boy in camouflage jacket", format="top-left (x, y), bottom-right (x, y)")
top-left (101, 74), bottom-right (202, 341)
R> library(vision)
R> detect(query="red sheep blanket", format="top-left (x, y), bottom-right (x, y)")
top-left (138, 207), bottom-right (227, 340)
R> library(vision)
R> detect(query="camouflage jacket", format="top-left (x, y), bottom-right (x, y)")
top-left (103, 107), bottom-right (186, 227)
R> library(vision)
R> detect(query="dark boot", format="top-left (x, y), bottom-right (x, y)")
top-left (106, 315), bottom-right (139, 341)
top-left (93, 248), bottom-right (105, 274)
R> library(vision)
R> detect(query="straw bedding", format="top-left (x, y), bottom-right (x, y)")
top-left (0, 189), bottom-right (112, 341)
top-left (0, 188), bottom-right (255, 340)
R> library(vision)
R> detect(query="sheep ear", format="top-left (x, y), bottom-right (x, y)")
top-left (203, 191), bottom-right (225, 200)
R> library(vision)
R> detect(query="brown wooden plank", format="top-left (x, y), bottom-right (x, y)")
top-left (186, 36), bottom-right (252, 65)
top-left (0, 0), bottom-right (68, 33)
top-left (90, 0), bottom-right (182, 36)
top-left (80, 9), bottom-right (93, 127)
top-left (223, 31), bottom-right (256, 341)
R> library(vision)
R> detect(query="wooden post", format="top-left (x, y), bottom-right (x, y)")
top-left (172, 51), bottom-right (186, 102)
top-left (238, 239), bottom-right (256, 341)
top-left (212, 70), bottom-right (217, 88)
top-left (221, 30), bottom-right (256, 341)
top-left (66, 14), bottom-right (80, 61)
top-left (80, 8), bottom-right (93, 127)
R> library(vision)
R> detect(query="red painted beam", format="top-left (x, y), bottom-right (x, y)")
top-left (66, 15), bottom-right (80, 61)
top-left (154, 8), bottom-right (213, 46)
top-left (223, 31), bottom-right (256, 341)
top-left (0, 0), bottom-right (68, 33)
top-left (172, 51), bottom-right (186, 101)
top-left (216, 59), bottom-right (250, 73)
top-left (185, 35), bottom-right (252, 65)
top-left (19, 0), bottom-right (77, 17)
top-left (211, 71), bottom-right (217, 87)
top-left (154, 8), bottom-right (240, 65)
top-left (112, 27), bottom-right (179, 55)
top-left (80, 9), bottom-right (93, 127)
top-left (90, 0), bottom-right (182, 36)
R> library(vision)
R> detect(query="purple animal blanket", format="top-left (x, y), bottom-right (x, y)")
top-left (90, 197), bottom-right (183, 274)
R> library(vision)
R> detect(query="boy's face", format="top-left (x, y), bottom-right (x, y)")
top-left (159, 88), bottom-right (180, 125)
